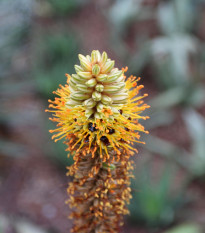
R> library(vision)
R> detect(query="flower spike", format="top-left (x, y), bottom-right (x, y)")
top-left (47, 50), bottom-right (149, 233)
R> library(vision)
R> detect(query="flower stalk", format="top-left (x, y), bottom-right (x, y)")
top-left (47, 50), bottom-right (149, 232)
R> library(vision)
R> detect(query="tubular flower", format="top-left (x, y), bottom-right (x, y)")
top-left (47, 50), bottom-right (149, 233)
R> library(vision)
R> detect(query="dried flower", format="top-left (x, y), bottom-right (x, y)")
top-left (46, 50), bottom-right (149, 232)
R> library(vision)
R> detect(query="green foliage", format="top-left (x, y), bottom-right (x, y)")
top-left (148, 0), bottom-right (199, 89)
top-left (36, 33), bottom-right (79, 68)
top-left (47, 0), bottom-right (89, 16)
top-left (183, 109), bottom-right (205, 177)
top-left (165, 223), bottom-right (203, 233)
top-left (33, 33), bottom-right (78, 167)
top-left (157, 0), bottom-right (195, 35)
top-left (144, 135), bottom-right (191, 172)
top-left (108, 0), bottom-right (203, 90)
top-left (150, 35), bottom-right (197, 89)
top-left (149, 0), bottom-right (200, 89)
top-left (148, 84), bottom-right (205, 110)
top-left (144, 109), bottom-right (205, 178)
top-left (35, 63), bottom-right (68, 99)
top-left (34, 33), bottom-right (80, 99)
top-left (129, 162), bottom-right (185, 227)
top-left (108, 0), bottom-right (148, 35)
top-left (46, 120), bottom-right (73, 167)
top-left (0, 0), bottom-right (32, 76)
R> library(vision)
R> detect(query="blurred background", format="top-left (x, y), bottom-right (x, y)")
top-left (0, 0), bottom-right (205, 232)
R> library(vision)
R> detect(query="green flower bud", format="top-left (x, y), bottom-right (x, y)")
top-left (96, 103), bottom-right (104, 112)
top-left (101, 60), bottom-right (115, 73)
top-left (66, 99), bottom-right (82, 107)
top-left (72, 74), bottom-right (85, 83)
top-left (69, 79), bottom-right (78, 90)
top-left (96, 74), bottom-right (107, 82)
top-left (94, 112), bottom-right (102, 119)
top-left (111, 107), bottom-right (120, 114)
top-left (92, 91), bottom-right (101, 102)
top-left (69, 77), bottom-right (77, 85)
top-left (86, 78), bottom-right (97, 87)
top-left (101, 51), bottom-right (108, 66)
top-left (104, 70), bottom-right (123, 83)
top-left (76, 84), bottom-right (93, 93)
top-left (91, 50), bottom-right (101, 63)
top-left (77, 71), bottom-right (93, 80)
top-left (101, 95), bottom-right (113, 105)
top-left (78, 54), bottom-right (92, 71)
top-left (114, 75), bottom-right (124, 83)
top-left (85, 108), bottom-right (95, 118)
top-left (86, 55), bottom-right (91, 62)
top-left (74, 65), bottom-right (84, 73)
top-left (92, 64), bottom-right (101, 76)
top-left (111, 107), bottom-right (120, 117)
top-left (65, 51), bottom-right (131, 119)
top-left (95, 84), bottom-right (104, 92)
top-left (111, 93), bottom-right (128, 103)
top-left (69, 85), bottom-right (76, 93)
top-left (70, 92), bottom-right (90, 101)
top-left (103, 82), bottom-right (125, 93)
top-left (83, 98), bottom-right (96, 108)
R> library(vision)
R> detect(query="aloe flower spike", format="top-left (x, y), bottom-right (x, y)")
top-left (47, 50), bottom-right (150, 233)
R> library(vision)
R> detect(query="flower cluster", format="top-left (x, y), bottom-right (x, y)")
top-left (47, 50), bottom-right (149, 232)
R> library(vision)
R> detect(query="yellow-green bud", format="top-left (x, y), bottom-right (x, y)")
top-left (91, 50), bottom-right (101, 63)
top-left (114, 75), bottom-right (124, 83)
top-left (97, 103), bottom-right (104, 112)
top-left (70, 92), bottom-right (90, 101)
top-left (101, 95), bottom-right (113, 105)
top-left (92, 91), bottom-right (101, 101)
top-left (77, 71), bottom-right (93, 80)
top-left (69, 79), bottom-right (77, 90)
top-left (96, 74), bottom-right (107, 82)
top-left (66, 99), bottom-right (82, 107)
top-left (94, 112), bottom-right (102, 119)
top-left (92, 64), bottom-right (101, 76)
top-left (69, 77), bottom-right (77, 86)
top-left (69, 85), bottom-right (76, 93)
top-left (78, 54), bottom-right (92, 71)
top-left (72, 74), bottom-right (85, 83)
top-left (86, 55), bottom-right (91, 62)
top-left (76, 84), bottom-right (93, 93)
top-left (111, 107), bottom-right (120, 117)
top-left (101, 60), bottom-right (115, 73)
top-left (65, 51), bottom-right (131, 120)
top-left (86, 78), bottom-right (97, 87)
top-left (104, 71), bottom-right (123, 83)
top-left (95, 84), bottom-right (104, 92)
top-left (85, 108), bottom-right (95, 118)
top-left (101, 51), bottom-right (107, 66)
top-left (83, 98), bottom-right (96, 108)
top-left (103, 82), bottom-right (125, 93)
top-left (111, 92), bottom-right (128, 103)
top-left (74, 65), bottom-right (84, 73)
top-left (111, 107), bottom-right (119, 114)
